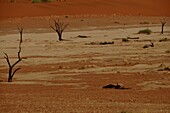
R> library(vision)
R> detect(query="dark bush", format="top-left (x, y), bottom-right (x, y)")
top-left (138, 29), bottom-right (152, 35)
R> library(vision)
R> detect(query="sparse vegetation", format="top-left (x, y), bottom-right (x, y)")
top-left (159, 38), bottom-right (168, 42)
top-left (165, 50), bottom-right (170, 53)
top-left (114, 21), bottom-right (120, 24)
top-left (158, 67), bottom-right (170, 71)
top-left (158, 64), bottom-right (170, 71)
top-left (127, 37), bottom-right (139, 39)
top-left (140, 22), bottom-right (149, 24)
top-left (86, 41), bottom-right (114, 45)
top-left (99, 41), bottom-right (114, 45)
top-left (138, 29), bottom-right (152, 35)
top-left (77, 35), bottom-right (90, 38)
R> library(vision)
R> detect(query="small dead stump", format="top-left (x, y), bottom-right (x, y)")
top-left (157, 64), bottom-right (170, 71)
top-left (159, 38), bottom-right (169, 42)
top-left (143, 40), bottom-right (154, 49)
top-left (77, 35), bottom-right (91, 38)
top-left (86, 41), bottom-right (114, 45)
top-left (127, 37), bottom-right (139, 40)
top-left (122, 38), bottom-right (129, 42)
top-left (158, 67), bottom-right (170, 71)
top-left (99, 41), bottom-right (114, 45)
top-left (102, 83), bottom-right (129, 89)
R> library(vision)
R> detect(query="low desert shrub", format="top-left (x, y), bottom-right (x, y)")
top-left (86, 41), bottom-right (114, 45)
top-left (114, 21), bottom-right (120, 24)
top-left (140, 22), bottom-right (150, 24)
top-left (32, 0), bottom-right (42, 3)
top-left (127, 36), bottom-right (139, 39)
top-left (77, 35), bottom-right (89, 38)
top-left (138, 29), bottom-right (152, 35)
top-left (122, 38), bottom-right (129, 42)
top-left (165, 50), bottom-right (170, 53)
top-left (159, 38), bottom-right (168, 42)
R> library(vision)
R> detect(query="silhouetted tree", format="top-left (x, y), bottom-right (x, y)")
top-left (50, 19), bottom-right (69, 41)
top-left (4, 27), bottom-right (23, 82)
top-left (161, 18), bottom-right (166, 34)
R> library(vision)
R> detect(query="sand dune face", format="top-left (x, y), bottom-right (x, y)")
top-left (0, 0), bottom-right (170, 19)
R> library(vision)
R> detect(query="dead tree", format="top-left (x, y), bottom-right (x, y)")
top-left (4, 27), bottom-right (23, 82)
top-left (161, 18), bottom-right (166, 34)
top-left (143, 40), bottom-right (154, 49)
top-left (50, 19), bottom-right (69, 41)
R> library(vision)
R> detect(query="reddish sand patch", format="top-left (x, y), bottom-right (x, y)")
top-left (0, 0), bottom-right (170, 19)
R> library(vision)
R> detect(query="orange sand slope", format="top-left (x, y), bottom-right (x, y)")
top-left (0, 0), bottom-right (170, 19)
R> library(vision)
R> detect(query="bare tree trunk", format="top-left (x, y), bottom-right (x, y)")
top-left (4, 27), bottom-right (23, 82)
top-left (8, 68), bottom-right (12, 82)
top-left (161, 18), bottom-right (166, 34)
top-left (58, 33), bottom-right (62, 41)
top-left (161, 23), bottom-right (166, 34)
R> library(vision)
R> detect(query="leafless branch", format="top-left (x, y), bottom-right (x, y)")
top-left (4, 52), bottom-right (11, 68)
top-left (50, 25), bottom-right (56, 31)
top-left (17, 27), bottom-right (23, 60)
top-left (11, 68), bottom-right (20, 79)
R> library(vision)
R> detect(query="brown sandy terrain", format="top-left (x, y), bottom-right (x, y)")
top-left (0, 17), bottom-right (170, 112)
top-left (0, 0), bottom-right (170, 113)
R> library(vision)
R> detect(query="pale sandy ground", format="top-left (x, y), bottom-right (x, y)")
top-left (0, 16), bottom-right (170, 113)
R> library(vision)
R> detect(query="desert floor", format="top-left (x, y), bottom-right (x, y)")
top-left (0, 16), bottom-right (170, 113)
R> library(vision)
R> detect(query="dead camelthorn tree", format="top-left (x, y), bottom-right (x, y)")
top-left (50, 19), bottom-right (69, 41)
top-left (4, 27), bottom-right (23, 82)
top-left (161, 18), bottom-right (166, 34)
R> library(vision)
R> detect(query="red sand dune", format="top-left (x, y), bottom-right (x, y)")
top-left (0, 0), bottom-right (170, 19)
